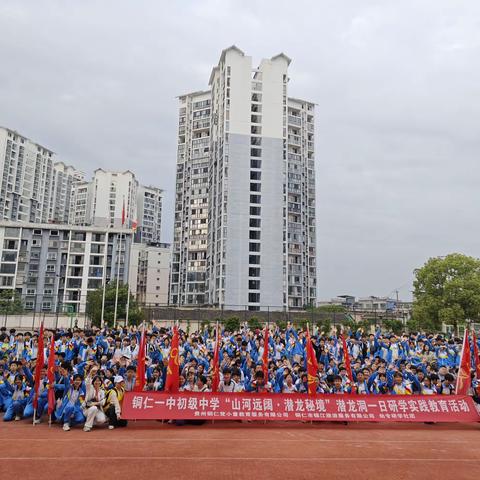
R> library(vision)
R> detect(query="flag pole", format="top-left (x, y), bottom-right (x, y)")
top-left (100, 229), bottom-right (109, 329)
top-left (125, 230), bottom-right (133, 328)
top-left (113, 232), bottom-right (122, 329)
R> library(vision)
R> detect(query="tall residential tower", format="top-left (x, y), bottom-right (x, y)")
top-left (170, 46), bottom-right (316, 310)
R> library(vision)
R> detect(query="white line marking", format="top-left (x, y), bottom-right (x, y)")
top-left (0, 438), bottom-right (474, 444)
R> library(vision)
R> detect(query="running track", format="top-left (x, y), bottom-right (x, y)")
top-left (0, 420), bottom-right (479, 479)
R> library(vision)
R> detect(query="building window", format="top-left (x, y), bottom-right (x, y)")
top-left (249, 267), bottom-right (260, 277)
top-left (42, 302), bottom-right (51, 311)
top-left (248, 292), bottom-right (260, 303)
top-left (249, 230), bottom-right (261, 240)
top-left (249, 255), bottom-right (260, 265)
top-left (250, 206), bottom-right (261, 216)
top-left (250, 148), bottom-right (262, 157)
top-left (249, 242), bottom-right (260, 252)
top-left (249, 195), bottom-right (261, 204)
top-left (249, 280), bottom-right (260, 290)
top-left (250, 171), bottom-right (261, 180)
top-left (249, 218), bottom-right (261, 228)
top-left (250, 159), bottom-right (261, 169)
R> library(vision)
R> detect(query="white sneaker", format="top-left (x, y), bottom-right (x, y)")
top-left (63, 423), bottom-right (70, 431)
top-left (33, 418), bottom-right (41, 425)
top-left (108, 425), bottom-right (115, 430)
top-left (14, 416), bottom-right (21, 421)
top-left (83, 426), bottom-right (91, 432)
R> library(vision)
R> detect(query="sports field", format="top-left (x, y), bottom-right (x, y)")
top-left (0, 421), bottom-right (479, 479)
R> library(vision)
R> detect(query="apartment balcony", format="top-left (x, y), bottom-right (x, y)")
top-left (288, 116), bottom-right (301, 126)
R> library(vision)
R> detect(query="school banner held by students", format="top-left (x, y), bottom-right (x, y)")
top-left (164, 325), bottom-right (180, 393)
top-left (134, 326), bottom-right (147, 392)
top-left (33, 322), bottom-right (45, 410)
top-left (306, 327), bottom-right (319, 395)
top-left (122, 391), bottom-right (480, 423)
top-left (455, 329), bottom-right (471, 395)
top-left (47, 335), bottom-right (56, 415)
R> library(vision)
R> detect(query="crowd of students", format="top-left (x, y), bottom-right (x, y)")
top-left (0, 322), bottom-right (478, 431)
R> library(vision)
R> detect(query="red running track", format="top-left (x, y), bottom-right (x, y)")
top-left (0, 420), bottom-right (479, 480)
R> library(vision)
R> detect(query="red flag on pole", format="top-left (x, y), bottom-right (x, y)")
top-left (121, 197), bottom-right (126, 226)
top-left (134, 325), bottom-right (147, 392)
top-left (211, 324), bottom-right (221, 393)
top-left (306, 326), bottom-right (319, 395)
top-left (456, 329), bottom-right (472, 395)
top-left (262, 324), bottom-right (269, 383)
top-left (341, 333), bottom-right (354, 384)
top-left (165, 326), bottom-right (180, 393)
top-left (33, 322), bottom-right (45, 410)
top-left (47, 335), bottom-right (56, 415)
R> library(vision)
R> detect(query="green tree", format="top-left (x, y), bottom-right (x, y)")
top-left (248, 316), bottom-right (262, 330)
top-left (413, 253), bottom-right (480, 330)
top-left (86, 283), bottom-right (143, 327)
top-left (0, 289), bottom-right (24, 314)
top-left (223, 316), bottom-right (241, 332)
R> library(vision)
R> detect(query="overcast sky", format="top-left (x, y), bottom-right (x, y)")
top-left (1, 1), bottom-right (479, 301)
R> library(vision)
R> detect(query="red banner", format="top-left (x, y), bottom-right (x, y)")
top-left (122, 392), bottom-right (480, 423)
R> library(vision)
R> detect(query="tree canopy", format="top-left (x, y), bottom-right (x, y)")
top-left (0, 289), bottom-right (24, 314)
top-left (86, 283), bottom-right (143, 327)
top-left (412, 253), bottom-right (480, 330)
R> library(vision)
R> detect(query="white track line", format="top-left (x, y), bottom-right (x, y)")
top-left (0, 457), bottom-right (479, 462)
top-left (0, 438), bottom-right (474, 444)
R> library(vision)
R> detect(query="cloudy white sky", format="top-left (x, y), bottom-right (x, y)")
top-left (1, 1), bottom-right (479, 301)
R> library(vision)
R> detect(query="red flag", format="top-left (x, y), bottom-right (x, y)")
top-left (33, 322), bottom-right (45, 410)
top-left (262, 324), bottom-right (269, 383)
top-left (132, 220), bottom-right (138, 233)
top-left (472, 330), bottom-right (480, 381)
top-left (456, 329), bottom-right (472, 395)
top-left (47, 335), bottom-right (56, 415)
top-left (211, 325), bottom-right (221, 393)
top-left (306, 327), bottom-right (319, 395)
top-left (341, 334), bottom-right (354, 384)
top-left (134, 326), bottom-right (147, 392)
top-left (121, 198), bottom-right (126, 226)
top-left (165, 326), bottom-right (180, 393)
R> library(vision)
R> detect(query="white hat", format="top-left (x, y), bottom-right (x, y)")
top-left (114, 375), bottom-right (125, 384)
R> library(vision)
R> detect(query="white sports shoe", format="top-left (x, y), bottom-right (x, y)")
top-left (83, 426), bottom-right (92, 432)
top-left (63, 423), bottom-right (70, 431)
top-left (33, 418), bottom-right (41, 425)
top-left (108, 425), bottom-right (115, 430)
top-left (14, 416), bottom-right (21, 421)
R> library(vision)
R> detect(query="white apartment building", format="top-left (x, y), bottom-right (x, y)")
top-left (170, 90), bottom-right (211, 305)
top-left (170, 46), bottom-right (316, 310)
top-left (129, 242), bottom-right (171, 305)
top-left (0, 221), bottom-right (131, 313)
top-left (70, 170), bottom-right (163, 245)
top-left (136, 185), bottom-right (163, 243)
top-left (0, 127), bottom-right (84, 224)
top-left (70, 169), bottom-right (137, 228)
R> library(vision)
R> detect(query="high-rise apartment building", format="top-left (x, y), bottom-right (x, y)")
top-left (170, 91), bottom-right (211, 305)
top-left (170, 47), bottom-right (316, 310)
top-left (70, 170), bottom-right (163, 245)
top-left (129, 241), bottom-right (171, 306)
top-left (0, 127), bottom-right (84, 224)
top-left (136, 185), bottom-right (163, 244)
